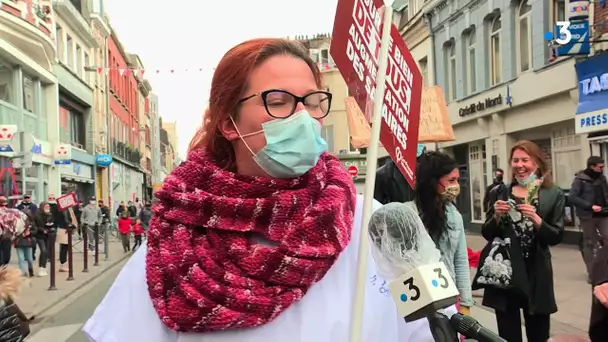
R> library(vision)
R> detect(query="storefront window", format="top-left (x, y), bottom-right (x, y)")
top-left (23, 76), bottom-right (35, 113)
top-left (61, 181), bottom-right (87, 202)
top-left (0, 157), bottom-right (21, 207)
top-left (60, 105), bottom-right (70, 143)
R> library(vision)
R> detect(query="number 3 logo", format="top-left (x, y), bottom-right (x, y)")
top-left (402, 277), bottom-right (421, 301)
top-left (433, 268), bottom-right (449, 288)
top-left (556, 21), bottom-right (572, 45)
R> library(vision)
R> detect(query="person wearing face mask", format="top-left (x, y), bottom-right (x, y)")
top-left (483, 168), bottom-right (505, 212)
top-left (570, 156), bottom-right (608, 283)
top-left (414, 151), bottom-right (473, 318)
top-left (81, 197), bottom-right (102, 252)
top-left (84, 38), bottom-right (424, 342)
top-left (479, 140), bottom-right (564, 342)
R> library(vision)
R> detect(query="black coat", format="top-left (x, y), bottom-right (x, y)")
top-left (482, 185), bottom-right (565, 315)
top-left (374, 160), bottom-right (415, 204)
top-left (590, 245), bottom-right (608, 341)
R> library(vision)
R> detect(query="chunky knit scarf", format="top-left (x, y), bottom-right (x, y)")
top-left (146, 150), bottom-right (357, 333)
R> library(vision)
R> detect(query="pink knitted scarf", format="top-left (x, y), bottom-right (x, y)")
top-left (146, 150), bottom-right (357, 333)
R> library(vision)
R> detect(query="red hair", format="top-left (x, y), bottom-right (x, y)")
top-left (188, 38), bottom-right (324, 170)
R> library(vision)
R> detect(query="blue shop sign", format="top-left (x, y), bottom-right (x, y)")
top-left (556, 20), bottom-right (590, 56)
top-left (96, 154), bottom-right (113, 167)
top-left (575, 53), bottom-right (608, 134)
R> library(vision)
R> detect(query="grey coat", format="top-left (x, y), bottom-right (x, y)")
top-left (570, 171), bottom-right (608, 219)
top-left (81, 205), bottom-right (102, 226)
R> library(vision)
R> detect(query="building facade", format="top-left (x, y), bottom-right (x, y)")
top-left (89, 4), bottom-right (111, 203)
top-left (129, 53), bottom-right (153, 201)
top-left (149, 92), bottom-right (162, 186)
top-left (161, 121), bottom-right (177, 158)
top-left (421, 0), bottom-right (589, 231)
top-left (54, 0), bottom-right (99, 202)
top-left (0, 0), bottom-right (61, 205)
top-left (158, 118), bottom-right (175, 180)
top-left (107, 30), bottom-right (144, 206)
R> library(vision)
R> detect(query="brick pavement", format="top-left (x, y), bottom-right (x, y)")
top-left (8, 235), bottom-right (131, 319)
top-left (467, 233), bottom-right (591, 338)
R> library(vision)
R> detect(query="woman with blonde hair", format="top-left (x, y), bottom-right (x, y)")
top-left (476, 140), bottom-right (565, 342)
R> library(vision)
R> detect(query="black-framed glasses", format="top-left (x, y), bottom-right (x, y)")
top-left (238, 89), bottom-right (332, 119)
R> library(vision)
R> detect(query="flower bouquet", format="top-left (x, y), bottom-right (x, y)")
top-left (526, 177), bottom-right (543, 205)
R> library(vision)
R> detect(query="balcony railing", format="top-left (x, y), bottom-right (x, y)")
top-left (111, 138), bottom-right (143, 166)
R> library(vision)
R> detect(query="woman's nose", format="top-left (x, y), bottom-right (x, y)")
top-left (295, 102), bottom-right (307, 112)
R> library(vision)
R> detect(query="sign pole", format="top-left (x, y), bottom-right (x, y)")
top-left (20, 132), bottom-right (26, 201)
top-left (350, 3), bottom-right (393, 342)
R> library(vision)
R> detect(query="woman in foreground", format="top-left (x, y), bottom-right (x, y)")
top-left (83, 38), bottom-right (430, 341)
top-left (482, 140), bottom-right (564, 342)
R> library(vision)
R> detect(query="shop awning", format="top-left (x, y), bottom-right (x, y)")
top-left (575, 53), bottom-right (608, 134)
top-left (61, 175), bottom-right (94, 184)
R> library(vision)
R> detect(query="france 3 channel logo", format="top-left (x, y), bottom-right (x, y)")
top-left (544, 21), bottom-right (586, 46)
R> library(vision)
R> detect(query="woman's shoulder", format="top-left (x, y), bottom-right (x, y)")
top-left (83, 245), bottom-right (176, 342)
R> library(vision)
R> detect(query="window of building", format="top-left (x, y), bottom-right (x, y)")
top-left (398, 5), bottom-right (409, 30)
top-left (448, 44), bottom-right (457, 101)
top-left (23, 76), bottom-right (35, 113)
top-left (320, 48), bottom-right (330, 66)
top-left (56, 24), bottom-right (64, 63)
top-left (69, 111), bottom-right (85, 148)
top-left (84, 52), bottom-right (90, 84)
top-left (552, 127), bottom-right (581, 189)
top-left (518, 0), bottom-right (532, 73)
top-left (469, 143), bottom-right (487, 222)
top-left (554, 0), bottom-right (566, 22)
top-left (467, 30), bottom-right (476, 94)
top-left (66, 35), bottom-right (73, 68)
top-left (0, 61), bottom-right (14, 106)
top-left (320, 125), bottom-right (334, 154)
top-left (490, 16), bottom-right (502, 86)
top-left (76, 45), bottom-right (82, 77)
top-left (419, 57), bottom-right (428, 86)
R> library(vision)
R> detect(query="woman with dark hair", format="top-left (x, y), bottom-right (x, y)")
top-left (83, 38), bottom-right (424, 341)
top-left (415, 151), bottom-right (473, 315)
top-left (479, 140), bottom-right (564, 342)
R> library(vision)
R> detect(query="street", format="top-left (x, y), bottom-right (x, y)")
top-left (27, 264), bottom-right (122, 342)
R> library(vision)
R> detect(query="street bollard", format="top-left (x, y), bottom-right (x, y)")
top-left (104, 220), bottom-right (109, 261)
top-left (67, 226), bottom-right (74, 281)
top-left (82, 224), bottom-right (89, 273)
top-left (94, 223), bottom-right (99, 266)
top-left (48, 231), bottom-right (57, 291)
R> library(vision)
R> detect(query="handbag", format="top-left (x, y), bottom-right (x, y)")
top-left (471, 236), bottom-right (514, 290)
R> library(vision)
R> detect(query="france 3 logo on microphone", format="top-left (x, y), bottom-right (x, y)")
top-left (387, 262), bottom-right (460, 322)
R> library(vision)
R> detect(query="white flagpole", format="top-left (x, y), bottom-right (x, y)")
top-left (349, 1), bottom-right (394, 341)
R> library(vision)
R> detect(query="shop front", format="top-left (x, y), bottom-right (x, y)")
top-left (439, 60), bottom-right (587, 233)
top-left (60, 161), bottom-right (95, 202)
top-left (574, 53), bottom-right (608, 159)
top-left (110, 161), bottom-right (144, 208)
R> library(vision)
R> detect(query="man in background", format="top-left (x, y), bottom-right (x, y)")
top-left (483, 168), bottom-right (504, 212)
top-left (570, 156), bottom-right (608, 283)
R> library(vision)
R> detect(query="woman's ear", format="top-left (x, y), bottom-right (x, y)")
top-left (218, 114), bottom-right (240, 141)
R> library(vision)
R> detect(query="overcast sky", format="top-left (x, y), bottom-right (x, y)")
top-left (104, 0), bottom-right (338, 158)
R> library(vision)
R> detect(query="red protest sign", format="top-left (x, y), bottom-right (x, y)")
top-left (331, 0), bottom-right (422, 187)
top-left (57, 193), bottom-right (77, 211)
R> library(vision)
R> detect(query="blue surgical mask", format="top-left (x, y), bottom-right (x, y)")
top-left (517, 172), bottom-right (537, 186)
top-left (233, 110), bottom-right (328, 178)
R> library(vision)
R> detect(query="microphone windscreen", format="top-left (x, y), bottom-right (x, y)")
top-left (368, 202), bottom-right (441, 280)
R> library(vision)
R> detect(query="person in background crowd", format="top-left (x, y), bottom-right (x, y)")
top-left (127, 201), bottom-right (137, 218)
top-left (374, 158), bottom-right (415, 204)
top-left (33, 202), bottom-right (53, 277)
top-left (570, 156), bottom-right (608, 283)
top-left (117, 212), bottom-right (131, 253)
top-left (132, 219), bottom-right (144, 251)
top-left (16, 195), bottom-right (38, 262)
top-left (48, 194), bottom-right (71, 272)
top-left (0, 266), bottom-right (32, 340)
top-left (84, 38), bottom-right (419, 341)
top-left (0, 197), bottom-right (12, 266)
top-left (81, 197), bottom-right (102, 252)
top-left (13, 223), bottom-right (34, 277)
top-left (483, 140), bottom-right (565, 342)
top-left (590, 241), bottom-right (608, 341)
top-left (134, 198), bottom-right (143, 216)
top-left (415, 151), bottom-right (473, 317)
top-left (115, 201), bottom-right (127, 217)
top-left (138, 202), bottom-right (152, 231)
top-left (73, 201), bottom-right (83, 240)
top-left (484, 168), bottom-right (505, 212)
top-left (98, 200), bottom-right (110, 226)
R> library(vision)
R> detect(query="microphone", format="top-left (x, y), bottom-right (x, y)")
top-left (368, 202), bottom-right (459, 322)
top-left (450, 313), bottom-right (506, 342)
